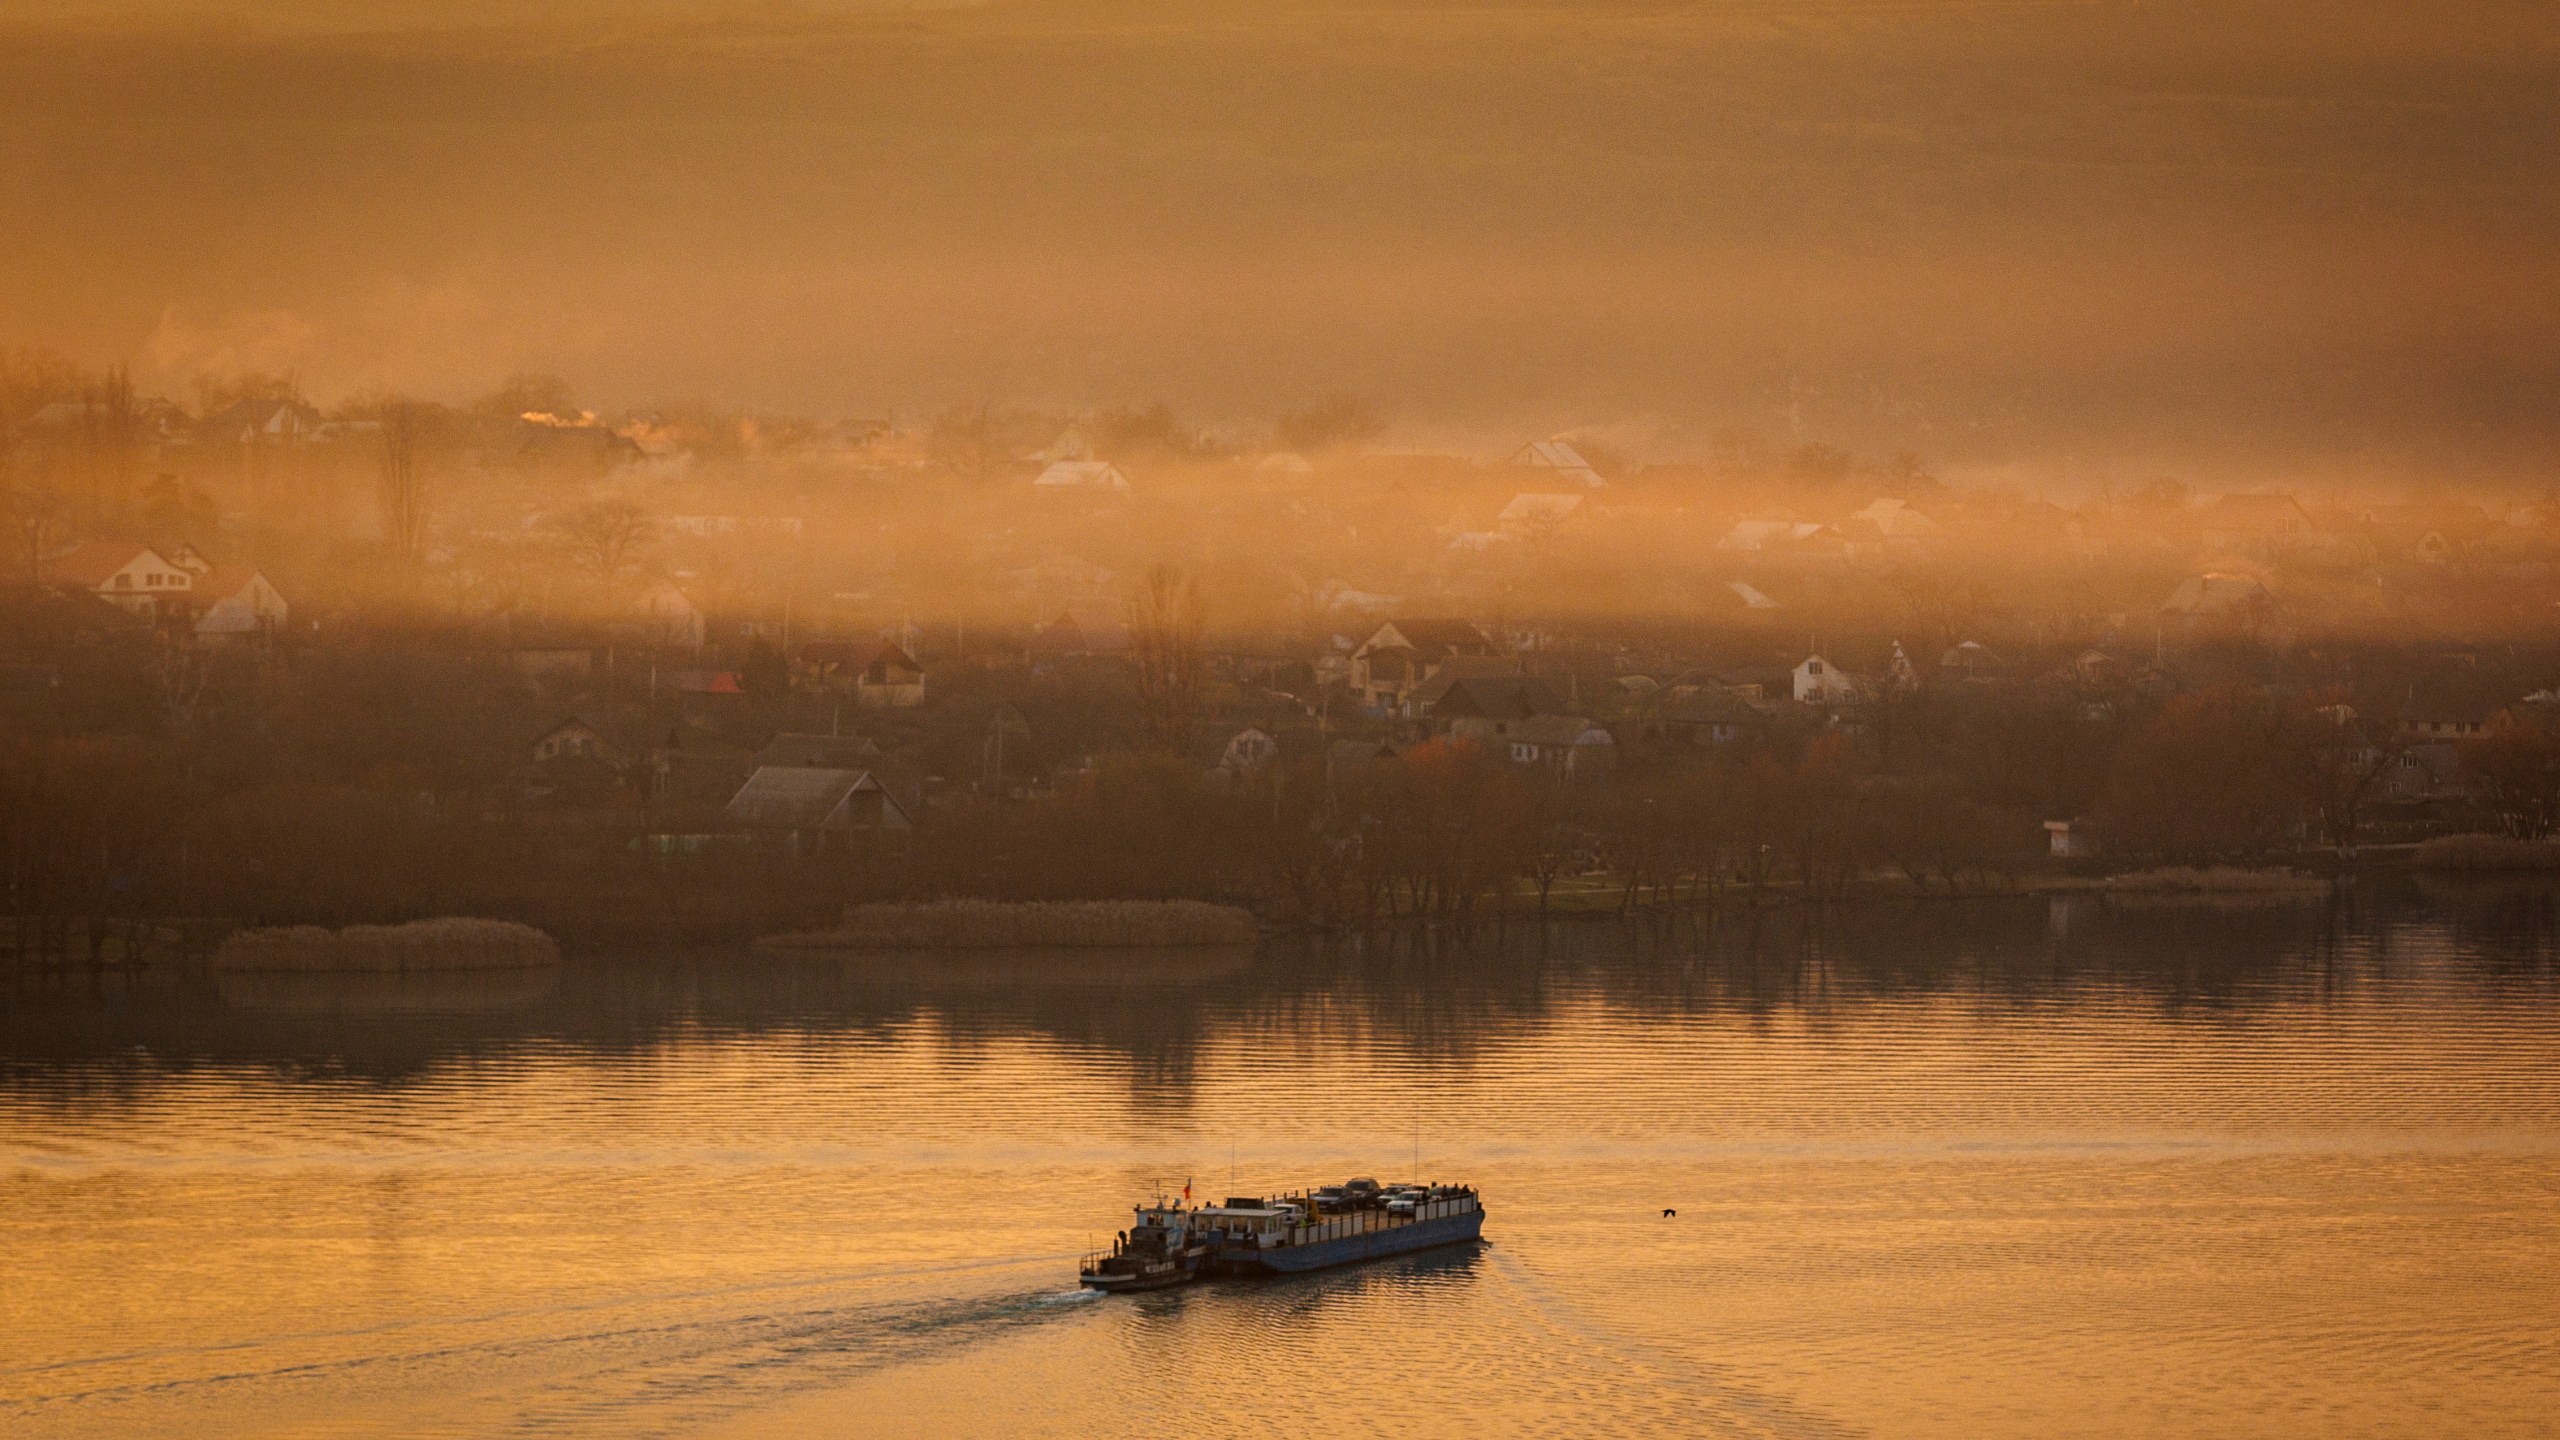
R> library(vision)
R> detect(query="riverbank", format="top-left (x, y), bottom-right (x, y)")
top-left (758, 899), bottom-right (1260, 951)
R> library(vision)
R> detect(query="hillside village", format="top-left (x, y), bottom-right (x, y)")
top-left (8, 366), bottom-right (2560, 952)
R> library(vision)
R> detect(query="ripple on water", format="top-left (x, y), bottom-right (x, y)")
top-left (5, 892), bottom-right (2560, 1437)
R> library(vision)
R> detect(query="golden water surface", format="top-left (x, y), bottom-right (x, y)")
top-left (5, 889), bottom-right (2558, 1437)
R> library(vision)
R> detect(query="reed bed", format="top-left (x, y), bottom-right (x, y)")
top-left (212, 918), bottom-right (561, 973)
top-left (762, 899), bottom-right (1259, 950)
top-left (2412, 834), bottom-right (2560, 873)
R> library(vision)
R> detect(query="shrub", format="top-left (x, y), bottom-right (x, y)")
top-left (2412, 834), bottom-right (2560, 873)
top-left (213, 918), bottom-right (560, 972)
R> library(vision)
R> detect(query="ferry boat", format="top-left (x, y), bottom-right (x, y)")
top-left (1079, 1178), bottom-right (1485, 1289)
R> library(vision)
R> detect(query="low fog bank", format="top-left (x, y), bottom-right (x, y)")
top-left (3, 0), bottom-right (2557, 481)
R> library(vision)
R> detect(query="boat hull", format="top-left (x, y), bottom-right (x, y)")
top-left (1079, 1266), bottom-right (1198, 1292)
top-left (1224, 1209), bottom-right (1485, 1274)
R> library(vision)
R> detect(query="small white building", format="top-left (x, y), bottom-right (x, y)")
top-left (1850, 497), bottom-right (1942, 540)
top-left (192, 568), bottom-right (289, 641)
top-left (1793, 654), bottom-right (1858, 705)
top-left (1218, 727), bottom-right (1281, 776)
top-left (1032, 460), bottom-right (1131, 492)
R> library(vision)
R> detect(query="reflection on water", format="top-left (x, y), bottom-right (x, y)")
top-left (4, 879), bottom-right (2559, 1438)
top-left (213, 963), bottom-right (563, 1018)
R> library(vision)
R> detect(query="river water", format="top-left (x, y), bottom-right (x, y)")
top-left (6, 882), bottom-right (2560, 1438)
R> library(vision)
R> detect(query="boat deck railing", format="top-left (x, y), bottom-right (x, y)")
top-left (1280, 1194), bottom-right (1476, 1248)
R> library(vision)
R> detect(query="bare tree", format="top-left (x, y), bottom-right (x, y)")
top-left (76, 365), bottom-right (137, 525)
top-left (377, 399), bottom-right (432, 564)
top-left (548, 498), bottom-right (658, 584)
top-left (0, 469), bottom-right (72, 582)
top-left (1890, 563), bottom-right (1993, 668)
top-left (1129, 563), bottom-right (1205, 754)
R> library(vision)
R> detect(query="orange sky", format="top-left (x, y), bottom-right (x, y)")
top-left (4, 1), bottom-right (2556, 479)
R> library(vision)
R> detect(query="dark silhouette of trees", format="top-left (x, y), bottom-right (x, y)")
top-left (740, 639), bottom-right (790, 710)
top-left (1129, 563), bottom-right (1205, 754)
top-left (2463, 711), bottom-right (2560, 841)
top-left (2279, 699), bottom-right (2406, 851)
top-left (0, 471), bottom-right (73, 582)
top-left (1864, 774), bottom-right (2038, 892)
top-left (374, 397), bottom-right (437, 564)
top-left (2097, 686), bottom-right (2307, 861)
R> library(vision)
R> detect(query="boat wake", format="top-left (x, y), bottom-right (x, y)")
top-left (1482, 1248), bottom-right (1857, 1440)
top-left (2, 1260), bottom-right (1111, 1440)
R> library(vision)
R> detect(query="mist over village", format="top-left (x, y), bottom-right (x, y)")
top-left (9, 355), bottom-right (2560, 954)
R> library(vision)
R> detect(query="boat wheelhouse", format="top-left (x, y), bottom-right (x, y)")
top-left (1077, 1199), bottom-right (1212, 1292)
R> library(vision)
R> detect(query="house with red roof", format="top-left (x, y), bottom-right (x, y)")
top-left (46, 542), bottom-right (196, 619)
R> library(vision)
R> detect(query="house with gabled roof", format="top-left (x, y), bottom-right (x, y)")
top-left (1651, 684), bottom-right (1768, 747)
top-left (1489, 714), bottom-right (1616, 780)
top-left (1350, 618), bottom-right (1502, 712)
top-left (1716, 520), bottom-right (1849, 559)
top-left (197, 396), bottom-right (326, 446)
top-left (1793, 653), bottom-right (1860, 705)
top-left (192, 567), bottom-right (288, 641)
top-left (1419, 670), bottom-right (1566, 726)
top-left (856, 641), bottom-right (926, 708)
top-left (1850, 497), bottom-right (1943, 539)
top-left (723, 765), bottom-right (913, 851)
top-left (47, 542), bottom-right (195, 619)
top-left (1032, 459), bottom-right (1131, 492)
top-left (520, 716), bottom-right (636, 811)
top-left (1508, 439), bottom-right (1605, 487)
top-left (1030, 609), bottom-right (1133, 659)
